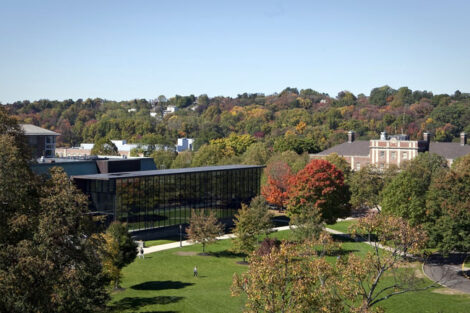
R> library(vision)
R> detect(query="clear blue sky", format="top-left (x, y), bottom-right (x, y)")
top-left (1, 0), bottom-right (469, 103)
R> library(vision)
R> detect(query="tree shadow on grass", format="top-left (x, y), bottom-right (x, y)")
top-left (210, 250), bottom-right (245, 259)
top-left (131, 281), bottom-right (194, 291)
top-left (331, 234), bottom-right (356, 242)
top-left (109, 296), bottom-right (183, 312)
top-left (331, 233), bottom-right (378, 243)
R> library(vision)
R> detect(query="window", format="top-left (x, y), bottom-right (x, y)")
top-left (356, 163), bottom-right (361, 170)
top-left (380, 163), bottom-right (384, 169)
top-left (380, 151), bottom-right (385, 158)
top-left (403, 152), bottom-right (408, 159)
top-left (391, 151), bottom-right (396, 160)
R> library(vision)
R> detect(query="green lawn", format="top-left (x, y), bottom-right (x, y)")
top-left (110, 227), bottom-right (470, 313)
top-left (326, 218), bottom-right (357, 233)
top-left (145, 238), bottom-right (178, 247)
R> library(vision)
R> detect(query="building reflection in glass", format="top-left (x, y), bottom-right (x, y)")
top-left (73, 165), bottom-right (263, 231)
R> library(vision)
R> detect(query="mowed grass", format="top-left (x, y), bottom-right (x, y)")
top-left (110, 227), bottom-right (470, 313)
top-left (145, 237), bottom-right (179, 247)
top-left (326, 218), bottom-right (357, 233)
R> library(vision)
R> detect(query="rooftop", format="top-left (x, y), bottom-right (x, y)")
top-left (314, 140), bottom-right (370, 157)
top-left (72, 164), bottom-right (265, 181)
top-left (429, 142), bottom-right (470, 160)
top-left (20, 124), bottom-right (60, 136)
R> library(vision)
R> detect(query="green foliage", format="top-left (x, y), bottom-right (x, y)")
top-left (390, 87), bottom-right (413, 107)
top-left (191, 134), bottom-right (255, 167)
top-left (0, 166), bottom-right (110, 312)
top-left (5, 86), bottom-right (470, 160)
top-left (150, 149), bottom-right (177, 169)
top-left (211, 133), bottom-right (256, 156)
top-left (0, 106), bottom-right (31, 158)
top-left (369, 85), bottom-right (396, 106)
top-left (425, 154), bottom-right (470, 253)
top-left (169, 94), bottom-right (196, 108)
top-left (102, 222), bottom-right (137, 289)
top-left (273, 134), bottom-right (318, 154)
top-left (289, 208), bottom-right (324, 241)
top-left (91, 137), bottom-right (119, 156)
top-left (381, 153), bottom-right (448, 226)
top-left (334, 90), bottom-right (357, 107)
top-left (231, 196), bottom-right (273, 260)
top-left (324, 153), bottom-right (351, 181)
top-left (171, 151), bottom-right (193, 168)
top-left (349, 165), bottom-right (398, 211)
top-left (191, 144), bottom-right (226, 167)
top-left (241, 142), bottom-right (271, 165)
top-left (0, 115), bottom-right (109, 312)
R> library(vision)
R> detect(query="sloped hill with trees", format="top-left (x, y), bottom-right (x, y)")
top-left (4, 86), bottom-right (470, 168)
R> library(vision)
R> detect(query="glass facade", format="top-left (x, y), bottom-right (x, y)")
top-left (75, 166), bottom-right (263, 231)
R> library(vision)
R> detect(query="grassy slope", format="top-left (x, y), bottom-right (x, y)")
top-left (111, 228), bottom-right (470, 313)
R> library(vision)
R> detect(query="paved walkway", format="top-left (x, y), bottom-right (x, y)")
top-left (142, 224), bottom-right (470, 295)
top-left (143, 226), bottom-right (291, 254)
top-left (423, 253), bottom-right (470, 294)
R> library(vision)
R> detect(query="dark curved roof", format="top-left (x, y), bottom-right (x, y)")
top-left (313, 140), bottom-right (370, 157)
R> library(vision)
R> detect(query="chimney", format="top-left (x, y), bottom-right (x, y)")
top-left (423, 132), bottom-right (431, 144)
top-left (380, 131), bottom-right (388, 140)
top-left (461, 132), bottom-right (467, 146)
top-left (347, 131), bottom-right (355, 143)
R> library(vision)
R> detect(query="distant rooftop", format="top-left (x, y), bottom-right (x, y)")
top-left (72, 164), bottom-right (265, 181)
top-left (20, 124), bottom-right (60, 136)
top-left (314, 140), bottom-right (370, 156)
top-left (429, 142), bottom-right (470, 160)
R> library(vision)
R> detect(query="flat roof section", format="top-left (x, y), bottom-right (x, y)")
top-left (20, 124), bottom-right (60, 136)
top-left (72, 164), bottom-right (265, 181)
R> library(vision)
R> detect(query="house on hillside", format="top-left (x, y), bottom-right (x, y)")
top-left (163, 105), bottom-right (178, 116)
top-left (176, 138), bottom-right (194, 152)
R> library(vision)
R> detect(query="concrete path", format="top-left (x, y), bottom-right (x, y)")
top-left (143, 226), bottom-right (291, 254)
top-left (423, 253), bottom-right (470, 294)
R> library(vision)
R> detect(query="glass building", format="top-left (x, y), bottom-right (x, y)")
top-left (73, 165), bottom-right (264, 231)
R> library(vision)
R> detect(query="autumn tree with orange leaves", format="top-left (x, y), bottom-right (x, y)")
top-left (286, 159), bottom-right (350, 224)
top-left (261, 160), bottom-right (292, 209)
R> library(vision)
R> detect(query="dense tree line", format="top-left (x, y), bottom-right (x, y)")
top-left (4, 87), bottom-right (470, 156)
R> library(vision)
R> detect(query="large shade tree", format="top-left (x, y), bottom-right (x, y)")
top-left (381, 152), bottom-right (447, 226)
top-left (286, 159), bottom-right (350, 224)
top-left (0, 109), bottom-right (109, 312)
top-left (425, 154), bottom-right (470, 253)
